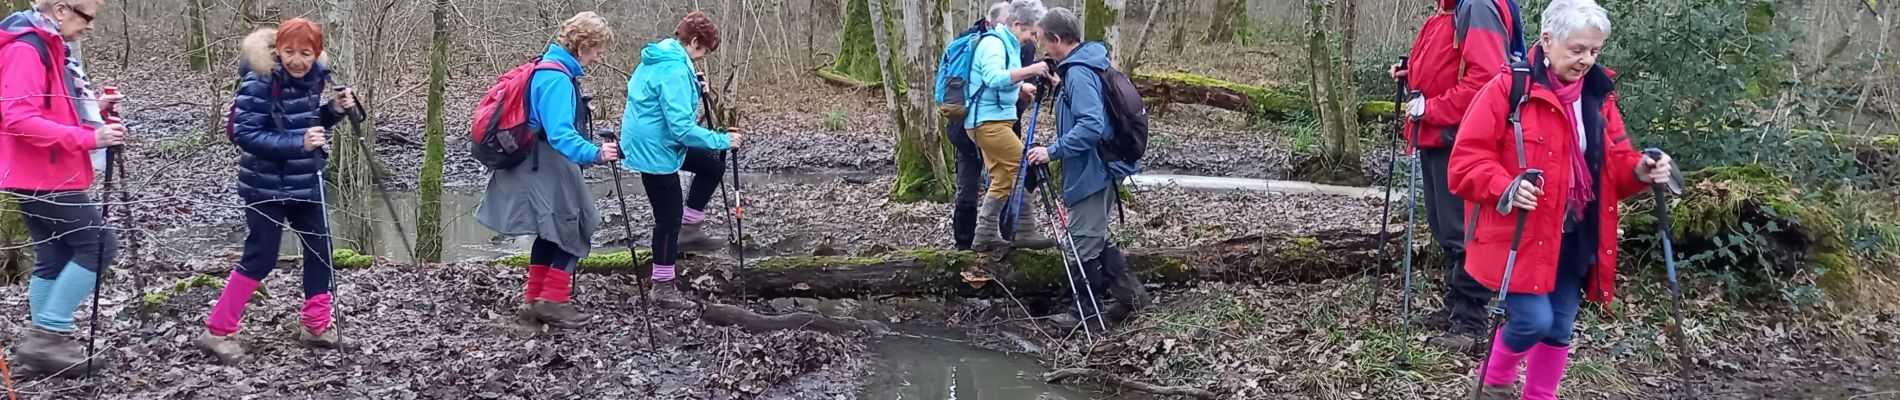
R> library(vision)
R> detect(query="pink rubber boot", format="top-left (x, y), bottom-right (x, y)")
top-left (1521, 343), bottom-right (1572, 400)
top-left (1478, 330), bottom-right (1529, 398)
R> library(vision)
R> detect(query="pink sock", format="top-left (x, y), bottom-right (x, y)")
top-left (206, 271), bottom-right (261, 337)
top-left (301, 294), bottom-right (334, 335)
top-left (652, 264), bottom-right (676, 282)
top-left (682, 207), bottom-right (706, 224)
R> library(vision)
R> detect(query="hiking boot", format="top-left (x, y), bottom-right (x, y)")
top-left (1427, 332), bottom-right (1478, 352)
top-left (1475, 384), bottom-right (1516, 400)
top-left (532, 300), bottom-right (597, 328)
top-left (1010, 202), bottom-right (1056, 250)
top-left (17, 326), bottom-right (92, 378)
top-left (972, 197), bottom-right (1011, 252)
top-left (649, 283), bottom-right (699, 310)
top-left (679, 222), bottom-right (726, 252)
top-left (1415, 308), bottom-right (1453, 331)
top-left (515, 304), bottom-right (544, 327)
top-left (194, 331), bottom-right (247, 365)
top-left (1100, 246), bottom-right (1151, 310)
top-left (299, 328), bottom-right (350, 350)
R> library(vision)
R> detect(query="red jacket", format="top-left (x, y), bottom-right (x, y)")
top-left (1403, 0), bottom-right (1519, 149)
top-left (0, 20), bottom-right (96, 192)
top-left (1448, 56), bottom-right (1649, 303)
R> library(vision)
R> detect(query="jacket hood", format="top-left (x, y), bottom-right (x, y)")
top-left (240, 27), bottom-right (331, 85)
top-left (1440, 0), bottom-right (1458, 10)
top-left (640, 38), bottom-right (690, 67)
top-left (1057, 41), bottom-right (1111, 71)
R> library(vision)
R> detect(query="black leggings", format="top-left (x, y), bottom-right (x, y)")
top-left (641, 149), bottom-right (726, 266)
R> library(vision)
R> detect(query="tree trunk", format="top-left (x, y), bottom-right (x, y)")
top-left (1124, 0), bottom-right (1164, 73)
top-left (187, 0), bottom-right (210, 71)
top-left (417, 0), bottom-right (449, 263)
top-left (1166, 0), bottom-right (1187, 55)
top-left (1302, 0), bottom-right (1367, 186)
top-left (1132, 72), bottom-right (1393, 123)
top-left (0, 194), bottom-right (27, 284)
top-left (325, 0), bottom-right (378, 256)
top-left (834, 0), bottom-right (884, 82)
top-left (1206, 0), bottom-right (1251, 45)
top-left (1333, 0), bottom-right (1363, 169)
top-left (873, 0), bottom-right (950, 202)
top-left (6, 0), bottom-right (28, 12)
top-left (1084, 0), bottom-right (1123, 55)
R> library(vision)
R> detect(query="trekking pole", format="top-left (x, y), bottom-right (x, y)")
top-left (1368, 58), bottom-right (1406, 318)
top-left (584, 94), bottom-right (657, 350)
top-left (1643, 148), bottom-right (1693, 396)
top-left (1029, 165), bottom-right (1093, 340)
top-left (334, 87), bottom-right (419, 267)
top-left (1473, 67), bottom-right (1541, 398)
top-left (697, 82), bottom-right (747, 297)
top-left (1395, 89), bottom-right (1425, 369)
top-left (1006, 59), bottom-right (1055, 236)
top-left (1036, 165), bottom-right (1111, 334)
top-left (86, 85), bottom-right (127, 384)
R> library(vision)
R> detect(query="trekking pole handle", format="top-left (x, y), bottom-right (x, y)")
top-left (1643, 148), bottom-right (1683, 195)
top-left (1496, 169), bottom-right (1544, 215)
top-left (333, 87), bottom-right (367, 124)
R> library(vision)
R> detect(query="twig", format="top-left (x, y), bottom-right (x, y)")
top-left (1043, 368), bottom-right (1219, 399)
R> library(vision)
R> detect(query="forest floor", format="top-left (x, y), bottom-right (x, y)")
top-left (3, 50), bottom-right (1898, 399)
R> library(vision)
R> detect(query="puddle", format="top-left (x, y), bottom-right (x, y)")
top-left (860, 332), bottom-right (1144, 400)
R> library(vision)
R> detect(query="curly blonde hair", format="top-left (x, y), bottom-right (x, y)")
top-left (556, 11), bottom-right (614, 52)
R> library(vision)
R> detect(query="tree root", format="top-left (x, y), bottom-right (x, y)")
top-left (699, 303), bottom-right (890, 335)
top-left (1043, 368), bottom-right (1218, 399)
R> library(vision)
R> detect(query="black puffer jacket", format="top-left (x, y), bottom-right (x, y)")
top-left (232, 27), bottom-right (344, 202)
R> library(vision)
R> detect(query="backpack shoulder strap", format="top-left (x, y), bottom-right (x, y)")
top-left (13, 34), bottom-right (54, 108)
top-left (1505, 60), bottom-right (1533, 169)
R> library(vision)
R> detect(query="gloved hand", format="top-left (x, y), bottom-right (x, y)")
top-left (1406, 95), bottom-right (1426, 119)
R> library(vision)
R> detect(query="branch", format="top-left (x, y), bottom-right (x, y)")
top-left (1043, 368), bottom-right (1218, 399)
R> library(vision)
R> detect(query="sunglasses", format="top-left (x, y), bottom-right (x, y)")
top-left (61, 3), bottom-right (94, 24)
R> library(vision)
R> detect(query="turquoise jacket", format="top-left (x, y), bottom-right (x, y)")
top-left (964, 26), bottom-right (1023, 129)
top-left (529, 44), bottom-right (601, 165)
top-left (620, 38), bottom-right (732, 174)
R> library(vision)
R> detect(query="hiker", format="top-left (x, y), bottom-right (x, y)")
top-left (0, 0), bottom-right (128, 378)
top-left (1025, 7), bottom-right (1145, 321)
top-left (964, 0), bottom-right (1053, 252)
top-left (1388, 0), bottom-right (1527, 350)
top-left (1448, 1), bottom-right (1674, 398)
top-left (478, 11), bottom-right (619, 328)
top-left (193, 18), bottom-right (359, 364)
top-left (947, 1), bottom-right (1054, 251)
top-left (619, 11), bottom-right (742, 308)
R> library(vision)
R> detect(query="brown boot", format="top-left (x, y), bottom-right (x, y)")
top-left (299, 328), bottom-right (350, 350)
top-left (194, 331), bottom-right (247, 365)
top-left (533, 300), bottom-right (597, 328)
top-left (18, 326), bottom-right (96, 378)
top-left (678, 221), bottom-right (726, 252)
top-left (649, 283), bottom-right (699, 310)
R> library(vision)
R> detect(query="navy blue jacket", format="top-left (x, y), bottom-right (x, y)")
top-left (233, 52), bottom-right (344, 202)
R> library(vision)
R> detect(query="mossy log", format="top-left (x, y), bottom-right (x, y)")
top-left (1132, 72), bottom-right (1391, 123)
top-left (816, 67), bottom-right (878, 90)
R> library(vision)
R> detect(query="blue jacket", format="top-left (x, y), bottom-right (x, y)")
top-left (964, 26), bottom-right (1023, 129)
top-left (232, 28), bottom-right (344, 202)
top-left (529, 44), bottom-right (602, 165)
top-left (1049, 42), bottom-right (1137, 205)
top-left (620, 38), bottom-right (731, 174)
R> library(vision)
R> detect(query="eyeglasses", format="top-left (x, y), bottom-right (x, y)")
top-left (62, 4), bottom-right (94, 24)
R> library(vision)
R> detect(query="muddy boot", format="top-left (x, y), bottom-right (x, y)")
top-left (1414, 308), bottom-right (1453, 331)
top-left (515, 304), bottom-right (545, 327)
top-left (1099, 246), bottom-right (1150, 311)
top-left (972, 197), bottom-right (1011, 252)
top-left (17, 326), bottom-right (92, 378)
top-left (299, 328), bottom-right (351, 350)
top-left (678, 221), bottom-right (726, 253)
top-left (650, 282), bottom-right (699, 310)
top-left (1010, 202), bottom-right (1055, 249)
top-left (533, 301), bottom-right (597, 328)
top-left (194, 331), bottom-right (246, 365)
top-left (1427, 331), bottom-right (1478, 352)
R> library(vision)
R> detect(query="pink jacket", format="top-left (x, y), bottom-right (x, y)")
top-left (0, 23), bottom-right (96, 192)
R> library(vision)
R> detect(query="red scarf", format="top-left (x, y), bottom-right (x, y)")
top-left (1544, 68), bottom-right (1594, 220)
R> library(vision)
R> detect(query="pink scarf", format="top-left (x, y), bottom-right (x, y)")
top-left (1544, 69), bottom-right (1594, 220)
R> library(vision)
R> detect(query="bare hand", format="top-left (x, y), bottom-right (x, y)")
top-left (1021, 82), bottom-right (1038, 99)
top-left (331, 88), bottom-right (357, 114)
top-left (599, 142), bottom-right (621, 162)
top-left (304, 126), bottom-right (328, 152)
top-left (1388, 63), bottom-right (1408, 79)
top-left (99, 92), bottom-right (126, 115)
top-left (726, 127), bottom-right (745, 148)
top-left (1027, 146), bottom-right (1050, 165)
top-left (94, 123), bottom-right (126, 148)
top-left (1637, 152), bottom-right (1675, 185)
top-left (1511, 179), bottom-right (1544, 212)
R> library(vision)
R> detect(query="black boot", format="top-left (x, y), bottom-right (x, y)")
top-left (1099, 245), bottom-right (1150, 310)
top-left (952, 199), bottom-right (977, 251)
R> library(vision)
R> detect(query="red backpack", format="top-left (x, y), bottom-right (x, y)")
top-left (470, 58), bottom-right (572, 170)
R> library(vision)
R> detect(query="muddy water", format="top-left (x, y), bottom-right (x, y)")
top-left (860, 332), bottom-right (1144, 400)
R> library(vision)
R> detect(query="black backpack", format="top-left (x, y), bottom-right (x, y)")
top-left (1060, 57), bottom-right (1149, 168)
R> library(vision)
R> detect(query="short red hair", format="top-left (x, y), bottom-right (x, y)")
top-left (674, 11), bottom-right (720, 53)
top-left (276, 18), bottom-right (324, 55)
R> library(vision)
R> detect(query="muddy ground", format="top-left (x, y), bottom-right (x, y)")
top-left (4, 58), bottom-right (1897, 399)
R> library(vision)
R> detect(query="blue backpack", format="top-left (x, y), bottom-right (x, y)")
top-left (934, 28), bottom-right (1000, 120)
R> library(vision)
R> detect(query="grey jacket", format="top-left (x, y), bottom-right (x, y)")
top-left (475, 140), bottom-right (600, 257)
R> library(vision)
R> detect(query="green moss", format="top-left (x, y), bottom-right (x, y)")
top-left (890, 119), bottom-right (951, 203)
top-left (1139, 255), bottom-right (1188, 282)
top-left (1083, 0), bottom-right (1119, 44)
top-left (1359, 101), bottom-right (1396, 118)
top-left (334, 249), bottom-right (374, 269)
top-left (1136, 72), bottom-right (1386, 122)
top-left (758, 256), bottom-right (886, 270)
top-left (1008, 250), bottom-right (1070, 288)
top-left (142, 273), bottom-right (266, 312)
top-left (495, 250), bottom-right (654, 272)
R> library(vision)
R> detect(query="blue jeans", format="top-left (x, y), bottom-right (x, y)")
top-left (1501, 237), bottom-right (1588, 352)
top-left (239, 199), bottom-right (331, 299)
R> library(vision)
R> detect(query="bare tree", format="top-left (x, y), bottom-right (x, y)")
top-left (417, 0), bottom-right (450, 262)
top-left (187, 0), bottom-right (210, 70)
top-left (1207, 0), bottom-right (1250, 45)
top-left (325, 0), bottom-right (379, 256)
top-left (1301, 0), bottom-right (1365, 185)
top-left (872, 0), bottom-right (952, 202)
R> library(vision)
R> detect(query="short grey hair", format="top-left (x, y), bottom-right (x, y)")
top-left (1007, 0), bottom-right (1046, 26)
top-left (1039, 8), bottom-right (1082, 44)
top-left (987, 1), bottom-right (1009, 23)
top-left (1541, 0), bottom-right (1612, 43)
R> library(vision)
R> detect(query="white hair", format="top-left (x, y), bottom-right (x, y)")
top-left (1541, 0), bottom-right (1612, 43)
top-left (987, 2), bottom-right (1010, 23)
top-left (1007, 0), bottom-right (1046, 26)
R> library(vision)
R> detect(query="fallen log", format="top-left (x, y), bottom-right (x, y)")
top-left (700, 303), bottom-right (891, 335)
top-left (1044, 368), bottom-right (1218, 399)
top-left (815, 67), bottom-right (878, 90)
top-left (1132, 71), bottom-right (1392, 123)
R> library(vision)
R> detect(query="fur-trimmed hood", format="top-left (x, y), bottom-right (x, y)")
top-left (239, 27), bottom-right (330, 79)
